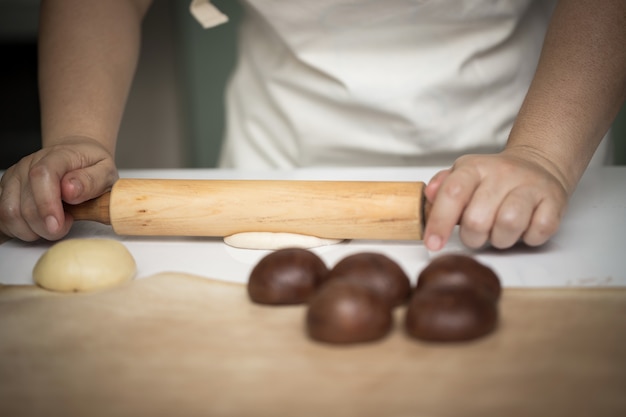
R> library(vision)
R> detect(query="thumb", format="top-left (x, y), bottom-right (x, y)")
top-left (61, 163), bottom-right (119, 205)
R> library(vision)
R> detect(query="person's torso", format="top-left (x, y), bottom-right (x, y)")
top-left (218, 0), bottom-right (556, 169)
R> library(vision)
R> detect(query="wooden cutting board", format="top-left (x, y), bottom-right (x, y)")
top-left (1, 273), bottom-right (625, 417)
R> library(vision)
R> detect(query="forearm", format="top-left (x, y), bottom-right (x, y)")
top-left (38, 0), bottom-right (153, 154)
top-left (505, 0), bottom-right (626, 194)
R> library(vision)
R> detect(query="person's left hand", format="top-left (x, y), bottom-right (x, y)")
top-left (423, 149), bottom-right (570, 251)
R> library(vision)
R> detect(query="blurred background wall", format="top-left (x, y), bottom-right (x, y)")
top-left (0, 0), bottom-right (624, 170)
top-left (0, 0), bottom-right (241, 170)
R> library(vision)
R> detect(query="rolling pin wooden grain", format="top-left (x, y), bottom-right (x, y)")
top-left (65, 178), bottom-right (430, 240)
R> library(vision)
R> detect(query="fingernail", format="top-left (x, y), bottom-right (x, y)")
top-left (45, 216), bottom-right (60, 234)
top-left (69, 178), bottom-right (83, 196)
top-left (426, 234), bottom-right (442, 251)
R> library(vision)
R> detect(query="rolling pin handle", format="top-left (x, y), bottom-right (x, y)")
top-left (64, 192), bottom-right (112, 225)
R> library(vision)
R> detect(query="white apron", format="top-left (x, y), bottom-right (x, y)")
top-left (192, 0), bottom-right (557, 169)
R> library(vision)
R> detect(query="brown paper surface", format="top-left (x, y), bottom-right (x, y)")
top-left (1, 273), bottom-right (625, 417)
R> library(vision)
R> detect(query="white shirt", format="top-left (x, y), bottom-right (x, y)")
top-left (194, 0), bottom-right (557, 169)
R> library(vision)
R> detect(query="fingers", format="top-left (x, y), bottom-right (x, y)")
top-left (424, 169), bottom-right (451, 203)
top-left (0, 140), bottom-right (118, 242)
top-left (487, 188), bottom-right (536, 249)
top-left (523, 198), bottom-right (564, 247)
top-left (458, 182), bottom-right (503, 249)
top-left (424, 163), bottom-right (481, 251)
top-left (0, 169), bottom-right (41, 241)
top-left (489, 190), bottom-right (563, 249)
top-left (26, 157), bottom-right (67, 238)
top-left (424, 154), bottom-right (567, 251)
top-left (2, 162), bottom-right (68, 241)
top-left (61, 161), bottom-right (118, 204)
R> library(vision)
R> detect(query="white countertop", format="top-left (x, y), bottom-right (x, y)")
top-left (1, 166), bottom-right (625, 287)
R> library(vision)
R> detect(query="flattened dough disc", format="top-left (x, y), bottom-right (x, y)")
top-left (224, 232), bottom-right (344, 250)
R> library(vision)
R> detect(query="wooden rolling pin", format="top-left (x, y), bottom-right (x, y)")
top-left (65, 178), bottom-right (430, 240)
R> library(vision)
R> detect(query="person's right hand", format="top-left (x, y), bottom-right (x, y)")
top-left (0, 137), bottom-right (118, 241)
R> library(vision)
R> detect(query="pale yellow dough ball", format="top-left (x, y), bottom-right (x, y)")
top-left (33, 239), bottom-right (136, 293)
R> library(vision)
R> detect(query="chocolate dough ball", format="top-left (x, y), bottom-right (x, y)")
top-left (247, 248), bottom-right (328, 305)
top-left (416, 254), bottom-right (501, 301)
top-left (306, 280), bottom-right (393, 344)
top-left (405, 288), bottom-right (498, 342)
top-left (326, 252), bottom-right (411, 307)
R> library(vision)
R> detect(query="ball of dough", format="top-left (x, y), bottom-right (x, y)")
top-left (405, 288), bottom-right (498, 342)
top-left (33, 239), bottom-right (136, 293)
top-left (416, 254), bottom-right (501, 301)
top-left (326, 252), bottom-right (411, 308)
top-left (247, 248), bottom-right (329, 305)
top-left (306, 280), bottom-right (392, 344)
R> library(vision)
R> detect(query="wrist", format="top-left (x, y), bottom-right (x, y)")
top-left (43, 135), bottom-right (116, 157)
top-left (500, 145), bottom-right (574, 196)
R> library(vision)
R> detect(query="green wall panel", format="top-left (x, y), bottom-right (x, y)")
top-left (612, 104), bottom-right (626, 165)
top-left (174, 0), bottom-right (242, 168)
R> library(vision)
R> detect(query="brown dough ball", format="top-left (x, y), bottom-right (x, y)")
top-left (306, 280), bottom-right (393, 344)
top-left (405, 288), bottom-right (498, 342)
top-left (416, 254), bottom-right (501, 301)
top-left (326, 252), bottom-right (411, 307)
top-left (247, 248), bottom-right (329, 305)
